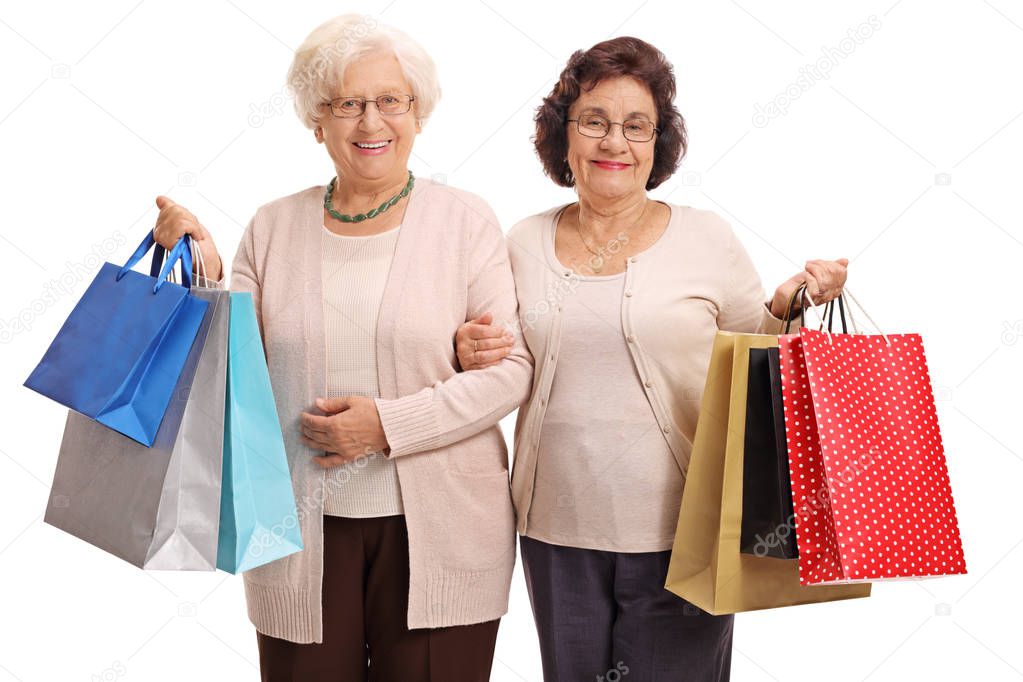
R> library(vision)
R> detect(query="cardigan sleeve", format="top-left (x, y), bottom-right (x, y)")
top-left (716, 217), bottom-right (790, 336)
top-left (223, 215), bottom-right (264, 341)
top-left (373, 205), bottom-right (535, 459)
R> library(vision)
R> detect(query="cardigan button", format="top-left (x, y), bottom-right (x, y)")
top-left (662, 425), bottom-right (670, 433)
top-left (625, 290), bottom-right (633, 297)
top-left (627, 334), bottom-right (636, 343)
top-left (644, 380), bottom-right (652, 388)
top-left (630, 257), bottom-right (637, 263)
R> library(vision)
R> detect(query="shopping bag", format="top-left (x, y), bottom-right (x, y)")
top-left (780, 291), bottom-right (967, 584)
top-left (740, 293), bottom-right (846, 559)
top-left (666, 331), bottom-right (871, 614)
top-left (43, 278), bottom-right (229, 570)
top-left (25, 233), bottom-right (208, 446)
top-left (740, 347), bottom-right (798, 559)
top-left (217, 292), bottom-right (303, 574)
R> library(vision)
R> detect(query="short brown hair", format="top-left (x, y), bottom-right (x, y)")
top-left (534, 37), bottom-right (687, 190)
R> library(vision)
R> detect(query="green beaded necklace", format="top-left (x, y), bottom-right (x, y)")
top-left (324, 171), bottom-right (415, 223)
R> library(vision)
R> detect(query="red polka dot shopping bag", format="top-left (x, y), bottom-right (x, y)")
top-left (778, 289), bottom-right (967, 585)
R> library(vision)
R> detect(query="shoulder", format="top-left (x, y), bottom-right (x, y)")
top-left (248, 185), bottom-right (322, 235)
top-left (669, 204), bottom-right (733, 239)
top-left (508, 204), bottom-right (568, 247)
top-left (255, 185), bottom-right (321, 217)
top-left (413, 179), bottom-right (502, 239)
top-left (664, 203), bottom-right (746, 257)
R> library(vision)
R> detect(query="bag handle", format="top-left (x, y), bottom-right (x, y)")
top-left (782, 283), bottom-right (850, 334)
top-left (151, 235), bottom-right (206, 286)
top-left (804, 287), bottom-right (890, 346)
top-left (781, 283), bottom-right (807, 334)
top-left (118, 231), bottom-right (193, 292)
top-left (841, 286), bottom-right (888, 342)
top-left (822, 294), bottom-right (849, 334)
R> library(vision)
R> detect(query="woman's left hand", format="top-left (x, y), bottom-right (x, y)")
top-left (300, 396), bottom-right (389, 468)
top-left (770, 258), bottom-right (849, 318)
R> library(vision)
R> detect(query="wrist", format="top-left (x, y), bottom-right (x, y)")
top-left (771, 290), bottom-right (803, 320)
top-left (195, 254), bottom-right (224, 281)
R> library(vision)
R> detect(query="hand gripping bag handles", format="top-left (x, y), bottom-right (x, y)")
top-left (24, 232), bottom-right (209, 446)
top-left (779, 288), bottom-right (967, 584)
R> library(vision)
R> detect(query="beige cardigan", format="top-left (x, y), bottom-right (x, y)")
top-left (218, 179), bottom-right (533, 643)
top-left (508, 203), bottom-right (789, 537)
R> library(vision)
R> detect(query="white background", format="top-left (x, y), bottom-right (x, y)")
top-left (1, 1), bottom-right (1021, 680)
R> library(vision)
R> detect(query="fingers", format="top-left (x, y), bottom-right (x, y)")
top-left (465, 322), bottom-right (508, 341)
top-left (316, 397), bottom-right (350, 413)
top-left (804, 261), bottom-right (826, 284)
top-left (300, 434), bottom-right (334, 451)
top-left (312, 453), bottom-right (352, 469)
top-left (472, 311), bottom-right (494, 325)
top-left (802, 273), bottom-right (821, 302)
top-left (300, 426), bottom-right (331, 448)
top-left (804, 259), bottom-right (847, 304)
top-left (456, 334), bottom-right (513, 371)
top-left (300, 411), bottom-right (333, 434)
top-left (456, 322), bottom-right (503, 349)
top-left (471, 348), bottom-right (510, 366)
top-left (469, 336), bottom-right (513, 353)
top-left (152, 198), bottom-right (207, 250)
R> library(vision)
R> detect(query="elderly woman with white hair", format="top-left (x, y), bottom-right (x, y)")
top-left (151, 15), bottom-right (532, 682)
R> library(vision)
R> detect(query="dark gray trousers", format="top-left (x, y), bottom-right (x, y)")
top-left (520, 535), bottom-right (733, 682)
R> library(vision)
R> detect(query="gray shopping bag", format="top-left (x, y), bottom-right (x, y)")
top-left (44, 285), bottom-right (229, 570)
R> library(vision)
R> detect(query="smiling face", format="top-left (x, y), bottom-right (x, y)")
top-left (318, 51), bottom-right (421, 187)
top-left (565, 76), bottom-right (658, 202)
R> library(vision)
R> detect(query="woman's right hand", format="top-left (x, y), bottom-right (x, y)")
top-left (152, 196), bottom-right (223, 281)
top-left (455, 312), bottom-right (515, 371)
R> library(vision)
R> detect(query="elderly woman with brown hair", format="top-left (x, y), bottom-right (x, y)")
top-left (456, 37), bottom-right (848, 680)
top-left (150, 14), bottom-right (532, 682)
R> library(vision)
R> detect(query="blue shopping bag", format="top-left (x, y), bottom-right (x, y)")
top-left (217, 292), bottom-right (303, 574)
top-left (24, 233), bottom-right (208, 447)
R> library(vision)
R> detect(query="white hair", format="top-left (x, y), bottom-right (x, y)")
top-left (286, 14), bottom-right (440, 130)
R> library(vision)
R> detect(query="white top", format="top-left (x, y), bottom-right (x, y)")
top-left (320, 223), bottom-right (404, 517)
top-left (526, 266), bottom-right (682, 552)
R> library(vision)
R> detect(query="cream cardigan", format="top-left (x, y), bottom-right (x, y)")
top-left (507, 203), bottom-right (789, 537)
top-left (217, 179), bottom-right (533, 643)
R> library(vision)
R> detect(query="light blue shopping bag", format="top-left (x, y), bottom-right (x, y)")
top-left (217, 292), bottom-right (303, 574)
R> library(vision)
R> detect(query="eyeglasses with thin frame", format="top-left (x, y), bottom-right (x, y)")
top-left (566, 113), bottom-right (659, 142)
top-left (323, 94), bottom-right (416, 118)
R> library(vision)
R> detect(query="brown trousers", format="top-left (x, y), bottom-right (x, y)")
top-left (256, 514), bottom-right (500, 682)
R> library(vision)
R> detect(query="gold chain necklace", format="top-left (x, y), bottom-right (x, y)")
top-left (573, 201), bottom-right (648, 273)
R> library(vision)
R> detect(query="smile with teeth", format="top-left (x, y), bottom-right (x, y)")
top-left (354, 140), bottom-right (391, 149)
